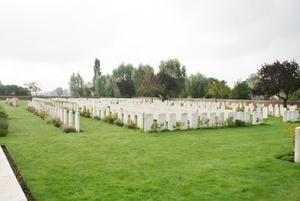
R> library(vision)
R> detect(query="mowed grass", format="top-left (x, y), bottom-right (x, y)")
top-left (0, 100), bottom-right (300, 201)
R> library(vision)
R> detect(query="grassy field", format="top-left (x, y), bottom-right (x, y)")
top-left (0, 100), bottom-right (299, 201)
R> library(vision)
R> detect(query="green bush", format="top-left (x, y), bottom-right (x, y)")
top-left (113, 118), bottom-right (124, 127)
top-left (0, 108), bottom-right (8, 119)
top-left (0, 117), bottom-right (9, 131)
top-left (61, 125), bottom-right (77, 133)
top-left (80, 107), bottom-right (91, 118)
top-left (224, 116), bottom-right (235, 128)
top-left (103, 113), bottom-right (118, 124)
top-left (45, 116), bottom-right (62, 128)
top-left (151, 120), bottom-right (165, 132)
top-left (92, 116), bottom-right (101, 121)
top-left (235, 119), bottom-right (247, 127)
top-left (39, 111), bottom-right (49, 120)
top-left (124, 120), bottom-right (138, 129)
top-left (0, 128), bottom-right (7, 137)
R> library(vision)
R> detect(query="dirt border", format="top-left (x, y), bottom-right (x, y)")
top-left (1, 145), bottom-right (36, 201)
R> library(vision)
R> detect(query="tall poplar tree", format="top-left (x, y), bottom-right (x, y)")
top-left (92, 58), bottom-right (101, 95)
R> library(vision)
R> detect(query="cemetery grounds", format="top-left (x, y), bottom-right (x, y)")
top-left (0, 100), bottom-right (300, 201)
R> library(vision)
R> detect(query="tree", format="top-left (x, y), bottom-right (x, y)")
top-left (116, 79), bottom-right (135, 98)
top-left (132, 63), bottom-right (154, 89)
top-left (156, 72), bottom-right (177, 100)
top-left (0, 84), bottom-right (28, 96)
top-left (245, 73), bottom-right (260, 89)
top-left (185, 73), bottom-right (209, 98)
top-left (159, 58), bottom-right (187, 97)
top-left (230, 80), bottom-right (251, 99)
top-left (84, 82), bottom-right (93, 96)
top-left (208, 80), bottom-right (231, 101)
top-left (113, 62), bottom-right (134, 81)
top-left (68, 72), bottom-right (84, 96)
top-left (136, 75), bottom-right (165, 101)
top-left (92, 58), bottom-right (101, 94)
top-left (95, 75), bottom-right (108, 97)
top-left (56, 87), bottom-right (63, 96)
top-left (252, 60), bottom-right (300, 107)
top-left (24, 81), bottom-right (41, 96)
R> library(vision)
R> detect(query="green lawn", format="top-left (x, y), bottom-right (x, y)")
top-left (0, 100), bottom-right (299, 201)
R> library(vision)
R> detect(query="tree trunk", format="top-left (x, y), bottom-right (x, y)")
top-left (283, 98), bottom-right (288, 108)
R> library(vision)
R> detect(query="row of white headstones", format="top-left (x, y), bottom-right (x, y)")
top-left (6, 98), bottom-right (19, 107)
top-left (29, 97), bottom-right (299, 130)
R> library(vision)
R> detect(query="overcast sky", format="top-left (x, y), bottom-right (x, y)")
top-left (0, 0), bottom-right (299, 92)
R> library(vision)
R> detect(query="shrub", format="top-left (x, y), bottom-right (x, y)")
top-left (92, 116), bottom-right (101, 121)
top-left (285, 124), bottom-right (298, 144)
top-left (0, 108), bottom-right (8, 119)
top-left (175, 121), bottom-right (184, 130)
top-left (61, 125), bottom-right (77, 133)
top-left (198, 117), bottom-right (209, 128)
top-left (124, 120), bottom-right (138, 129)
top-left (224, 116), bottom-right (235, 128)
top-left (151, 120), bottom-right (165, 132)
top-left (236, 107), bottom-right (244, 112)
top-left (39, 111), bottom-right (49, 120)
top-left (0, 117), bottom-right (9, 131)
top-left (103, 113), bottom-right (118, 124)
top-left (80, 107), bottom-right (91, 118)
top-left (235, 119), bottom-right (247, 127)
top-left (0, 128), bottom-right (7, 137)
top-left (113, 118), bottom-right (124, 127)
top-left (45, 116), bottom-right (62, 128)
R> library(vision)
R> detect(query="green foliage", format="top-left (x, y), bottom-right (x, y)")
top-left (208, 80), bottom-right (231, 100)
top-left (224, 116), bottom-right (235, 127)
top-left (113, 118), bottom-right (124, 127)
top-left (198, 117), bottom-right (210, 128)
top-left (92, 116), bottom-right (101, 121)
top-left (0, 84), bottom-right (29, 96)
top-left (45, 116), bottom-right (62, 128)
top-left (235, 119), bottom-right (247, 127)
top-left (80, 107), bottom-right (91, 118)
top-left (0, 117), bottom-right (9, 131)
top-left (151, 120), bottom-right (165, 132)
top-left (69, 72), bottom-right (85, 96)
top-left (113, 62), bottom-right (134, 81)
top-left (175, 120), bottom-right (185, 130)
top-left (0, 107), bottom-right (8, 119)
top-left (236, 107), bottom-right (244, 112)
top-left (136, 75), bottom-right (165, 98)
top-left (185, 73), bottom-right (209, 98)
top-left (231, 80), bottom-right (251, 99)
top-left (92, 58), bottom-right (102, 95)
top-left (124, 120), bottom-right (138, 129)
top-left (132, 63), bottom-right (154, 89)
top-left (39, 111), bottom-right (49, 120)
top-left (61, 125), bottom-right (77, 133)
top-left (102, 113), bottom-right (118, 124)
top-left (159, 58), bottom-right (187, 98)
top-left (0, 128), bottom-right (7, 137)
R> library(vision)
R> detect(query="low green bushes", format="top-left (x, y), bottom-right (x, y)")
top-left (0, 106), bottom-right (9, 136)
top-left (26, 105), bottom-right (76, 133)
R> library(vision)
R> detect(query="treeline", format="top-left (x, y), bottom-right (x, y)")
top-left (68, 58), bottom-right (257, 100)
top-left (0, 82), bottom-right (28, 96)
